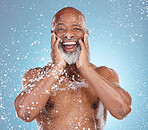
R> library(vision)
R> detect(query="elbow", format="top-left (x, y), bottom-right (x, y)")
top-left (14, 100), bottom-right (34, 123)
top-left (113, 94), bottom-right (132, 120)
top-left (120, 105), bottom-right (132, 119)
top-left (116, 104), bottom-right (132, 120)
top-left (118, 96), bottom-right (132, 120)
top-left (16, 109), bottom-right (34, 123)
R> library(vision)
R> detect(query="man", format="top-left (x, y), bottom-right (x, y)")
top-left (14, 7), bottom-right (132, 129)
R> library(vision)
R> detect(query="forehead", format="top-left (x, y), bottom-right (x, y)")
top-left (54, 12), bottom-right (85, 26)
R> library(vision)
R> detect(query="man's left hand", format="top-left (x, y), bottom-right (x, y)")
top-left (76, 34), bottom-right (90, 71)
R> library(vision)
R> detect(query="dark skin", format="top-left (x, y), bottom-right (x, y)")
top-left (14, 7), bottom-right (132, 129)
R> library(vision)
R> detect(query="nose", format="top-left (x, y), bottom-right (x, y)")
top-left (63, 31), bottom-right (75, 40)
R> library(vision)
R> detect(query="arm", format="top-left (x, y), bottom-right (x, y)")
top-left (76, 34), bottom-right (132, 120)
top-left (14, 64), bottom-right (64, 122)
top-left (14, 33), bottom-right (66, 122)
top-left (80, 65), bottom-right (132, 120)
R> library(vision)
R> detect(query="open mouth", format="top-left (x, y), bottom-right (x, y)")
top-left (62, 41), bottom-right (78, 52)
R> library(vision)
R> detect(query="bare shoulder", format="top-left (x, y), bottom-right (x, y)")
top-left (23, 67), bottom-right (43, 80)
top-left (23, 62), bottom-right (52, 78)
top-left (22, 62), bottom-right (52, 89)
top-left (22, 67), bottom-right (42, 89)
top-left (90, 63), bottom-right (97, 69)
top-left (91, 64), bottom-right (119, 84)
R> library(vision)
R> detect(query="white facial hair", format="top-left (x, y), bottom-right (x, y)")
top-left (58, 43), bottom-right (81, 65)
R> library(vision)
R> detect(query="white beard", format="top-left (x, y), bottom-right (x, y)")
top-left (58, 43), bottom-right (81, 65)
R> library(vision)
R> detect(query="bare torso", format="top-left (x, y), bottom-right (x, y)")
top-left (35, 64), bottom-right (107, 130)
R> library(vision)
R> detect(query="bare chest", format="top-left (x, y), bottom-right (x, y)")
top-left (40, 76), bottom-right (98, 117)
top-left (36, 76), bottom-right (105, 129)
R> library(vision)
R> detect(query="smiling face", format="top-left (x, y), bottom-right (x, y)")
top-left (51, 7), bottom-right (88, 64)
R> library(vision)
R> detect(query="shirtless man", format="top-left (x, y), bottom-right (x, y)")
top-left (14, 7), bottom-right (132, 130)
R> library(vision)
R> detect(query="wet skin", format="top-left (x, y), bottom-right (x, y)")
top-left (36, 63), bottom-right (106, 130)
top-left (36, 9), bottom-right (103, 129)
top-left (52, 8), bottom-right (86, 53)
top-left (35, 64), bottom-right (107, 129)
top-left (14, 7), bottom-right (132, 130)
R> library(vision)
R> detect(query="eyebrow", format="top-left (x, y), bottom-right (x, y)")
top-left (72, 24), bottom-right (80, 27)
top-left (56, 23), bottom-right (81, 27)
top-left (57, 23), bottom-right (64, 26)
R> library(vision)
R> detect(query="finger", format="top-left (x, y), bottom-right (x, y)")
top-left (79, 39), bottom-right (85, 50)
top-left (51, 32), bottom-right (56, 49)
top-left (84, 34), bottom-right (89, 51)
top-left (54, 37), bottom-right (61, 50)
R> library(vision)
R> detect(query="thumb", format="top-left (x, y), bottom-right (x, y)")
top-left (51, 32), bottom-right (56, 49)
top-left (54, 37), bottom-right (61, 50)
top-left (79, 39), bottom-right (85, 50)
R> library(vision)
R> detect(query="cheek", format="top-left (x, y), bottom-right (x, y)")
top-left (55, 32), bottom-right (66, 39)
top-left (78, 32), bottom-right (85, 40)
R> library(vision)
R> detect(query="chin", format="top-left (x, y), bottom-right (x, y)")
top-left (58, 43), bottom-right (81, 65)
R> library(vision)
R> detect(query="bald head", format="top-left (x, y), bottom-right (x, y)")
top-left (51, 7), bottom-right (87, 32)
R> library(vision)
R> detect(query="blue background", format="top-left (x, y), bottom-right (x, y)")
top-left (0, 0), bottom-right (147, 129)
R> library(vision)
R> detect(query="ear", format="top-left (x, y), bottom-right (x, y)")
top-left (51, 30), bottom-right (54, 34)
top-left (86, 29), bottom-right (89, 35)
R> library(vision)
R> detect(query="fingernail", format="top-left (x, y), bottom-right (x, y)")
top-left (51, 32), bottom-right (55, 36)
top-left (57, 37), bottom-right (61, 41)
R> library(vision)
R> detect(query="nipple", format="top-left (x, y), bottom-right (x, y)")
top-left (50, 104), bottom-right (54, 109)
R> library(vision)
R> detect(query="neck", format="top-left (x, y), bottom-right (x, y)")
top-left (64, 63), bottom-right (82, 81)
top-left (65, 63), bottom-right (79, 74)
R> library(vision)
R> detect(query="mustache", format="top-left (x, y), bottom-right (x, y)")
top-left (59, 37), bottom-right (78, 43)
top-left (57, 37), bottom-right (84, 44)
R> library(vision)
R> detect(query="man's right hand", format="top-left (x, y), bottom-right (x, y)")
top-left (51, 32), bottom-right (66, 68)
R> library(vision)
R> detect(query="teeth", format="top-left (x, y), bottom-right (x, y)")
top-left (63, 42), bottom-right (76, 45)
